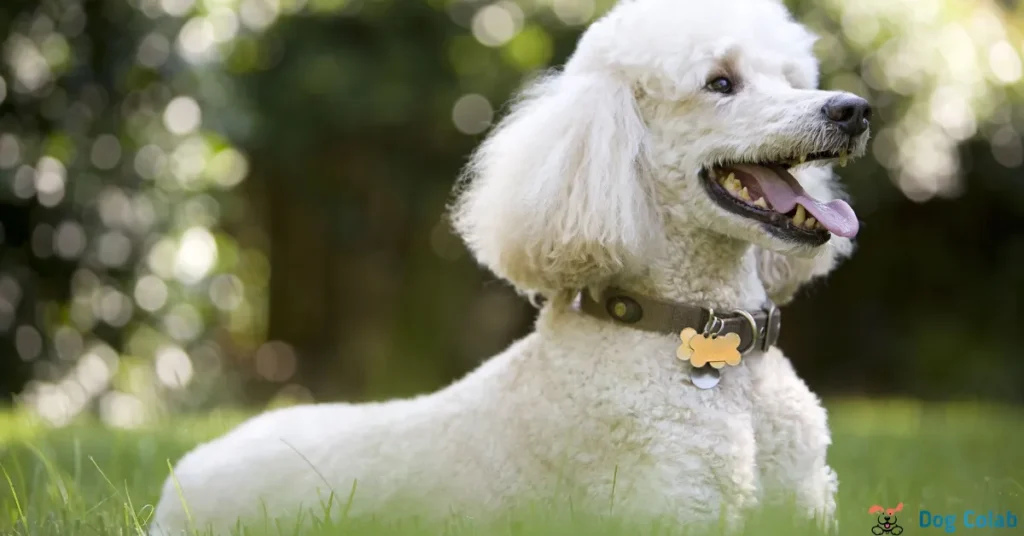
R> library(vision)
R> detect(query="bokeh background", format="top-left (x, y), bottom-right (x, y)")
top-left (1, 0), bottom-right (1023, 428)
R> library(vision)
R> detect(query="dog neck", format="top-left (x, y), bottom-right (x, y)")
top-left (617, 225), bottom-right (768, 311)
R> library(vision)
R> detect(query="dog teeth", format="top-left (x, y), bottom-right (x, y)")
top-left (839, 150), bottom-right (848, 167)
top-left (739, 187), bottom-right (751, 201)
top-left (792, 204), bottom-right (806, 226)
top-left (799, 154), bottom-right (807, 164)
top-left (805, 216), bottom-right (817, 229)
top-left (752, 197), bottom-right (768, 209)
top-left (722, 173), bottom-right (742, 194)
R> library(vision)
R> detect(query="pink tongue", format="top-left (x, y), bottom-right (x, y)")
top-left (734, 165), bottom-right (859, 238)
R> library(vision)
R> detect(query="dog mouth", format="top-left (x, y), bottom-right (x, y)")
top-left (699, 150), bottom-right (860, 246)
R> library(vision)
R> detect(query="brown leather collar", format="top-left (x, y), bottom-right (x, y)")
top-left (575, 287), bottom-right (781, 354)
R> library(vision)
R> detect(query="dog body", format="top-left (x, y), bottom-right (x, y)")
top-left (153, 0), bottom-right (868, 531)
top-left (153, 309), bottom-right (835, 531)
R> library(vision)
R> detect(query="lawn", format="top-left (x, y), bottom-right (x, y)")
top-left (0, 399), bottom-right (1021, 535)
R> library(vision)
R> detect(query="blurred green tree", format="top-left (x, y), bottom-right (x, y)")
top-left (0, 0), bottom-right (266, 423)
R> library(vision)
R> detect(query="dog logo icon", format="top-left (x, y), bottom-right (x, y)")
top-left (869, 503), bottom-right (904, 535)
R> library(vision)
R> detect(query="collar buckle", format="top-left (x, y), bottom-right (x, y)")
top-left (728, 309), bottom-right (759, 355)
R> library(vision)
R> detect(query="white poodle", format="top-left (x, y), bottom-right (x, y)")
top-left (152, 0), bottom-right (870, 532)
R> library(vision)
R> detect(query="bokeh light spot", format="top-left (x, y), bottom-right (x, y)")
top-left (206, 148), bottom-right (249, 188)
top-left (34, 384), bottom-right (75, 427)
top-left (552, 0), bottom-right (594, 26)
top-left (91, 134), bottom-right (122, 170)
top-left (97, 231), bottom-right (133, 268)
top-left (164, 96), bottom-right (202, 135)
top-left (135, 275), bottom-right (169, 312)
top-left (138, 32), bottom-right (172, 68)
top-left (35, 157), bottom-right (67, 207)
top-left (472, 3), bottom-right (523, 48)
top-left (171, 137), bottom-right (211, 187)
top-left (991, 125), bottom-right (1023, 168)
top-left (182, 194), bottom-right (221, 227)
top-left (54, 221), bottom-right (87, 260)
top-left (0, 275), bottom-right (16, 307)
top-left (97, 287), bottom-right (133, 327)
top-left (155, 345), bottom-right (194, 388)
top-left (0, 134), bottom-right (20, 168)
top-left (7, 34), bottom-right (52, 92)
top-left (40, 34), bottom-right (71, 71)
top-left (268, 383), bottom-right (315, 407)
top-left (209, 274), bottom-right (245, 311)
top-left (161, 0), bottom-right (196, 17)
top-left (134, 144), bottom-right (168, 179)
top-left (147, 238), bottom-right (179, 279)
top-left (174, 227), bottom-right (218, 283)
top-left (97, 187), bottom-right (133, 229)
top-left (452, 93), bottom-right (493, 135)
top-left (502, 25), bottom-right (553, 71)
top-left (988, 41), bottom-right (1022, 84)
top-left (53, 326), bottom-right (83, 362)
top-left (240, 0), bottom-right (281, 30)
top-left (164, 303), bottom-right (203, 342)
top-left (255, 340), bottom-right (297, 382)
top-left (16, 325), bottom-right (43, 361)
top-left (209, 8), bottom-right (241, 43)
top-left (99, 391), bottom-right (147, 429)
top-left (76, 349), bottom-right (115, 393)
top-left (13, 165), bottom-right (36, 199)
top-left (177, 17), bottom-right (217, 64)
top-left (930, 86), bottom-right (977, 142)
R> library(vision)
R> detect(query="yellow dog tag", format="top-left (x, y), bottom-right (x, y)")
top-left (676, 327), bottom-right (742, 369)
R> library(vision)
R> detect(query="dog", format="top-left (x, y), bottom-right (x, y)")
top-left (151, 0), bottom-right (870, 532)
top-left (870, 504), bottom-right (905, 535)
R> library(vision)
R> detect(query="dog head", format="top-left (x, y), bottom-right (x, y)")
top-left (870, 503), bottom-right (904, 527)
top-left (452, 0), bottom-right (869, 297)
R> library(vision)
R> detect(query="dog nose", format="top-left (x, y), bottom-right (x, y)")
top-left (822, 94), bottom-right (872, 136)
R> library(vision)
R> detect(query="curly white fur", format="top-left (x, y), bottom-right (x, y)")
top-left (152, 0), bottom-right (867, 532)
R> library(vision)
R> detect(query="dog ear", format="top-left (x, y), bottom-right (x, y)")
top-left (452, 70), bottom-right (659, 296)
top-left (892, 503), bottom-right (904, 513)
top-left (754, 166), bottom-right (854, 305)
top-left (869, 505), bottom-right (885, 514)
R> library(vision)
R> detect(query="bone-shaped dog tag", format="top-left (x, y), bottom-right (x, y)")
top-left (677, 328), bottom-right (742, 369)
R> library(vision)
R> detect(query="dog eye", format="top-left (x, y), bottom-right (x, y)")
top-left (705, 76), bottom-right (734, 94)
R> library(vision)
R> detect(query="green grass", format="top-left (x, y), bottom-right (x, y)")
top-left (0, 399), bottom-right (1022, 535)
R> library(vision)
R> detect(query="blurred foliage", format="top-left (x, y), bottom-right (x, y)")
top-left (0, 0), bottom-right (1023, 429)
top-left (0, 0), bottom-right (268, 424)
